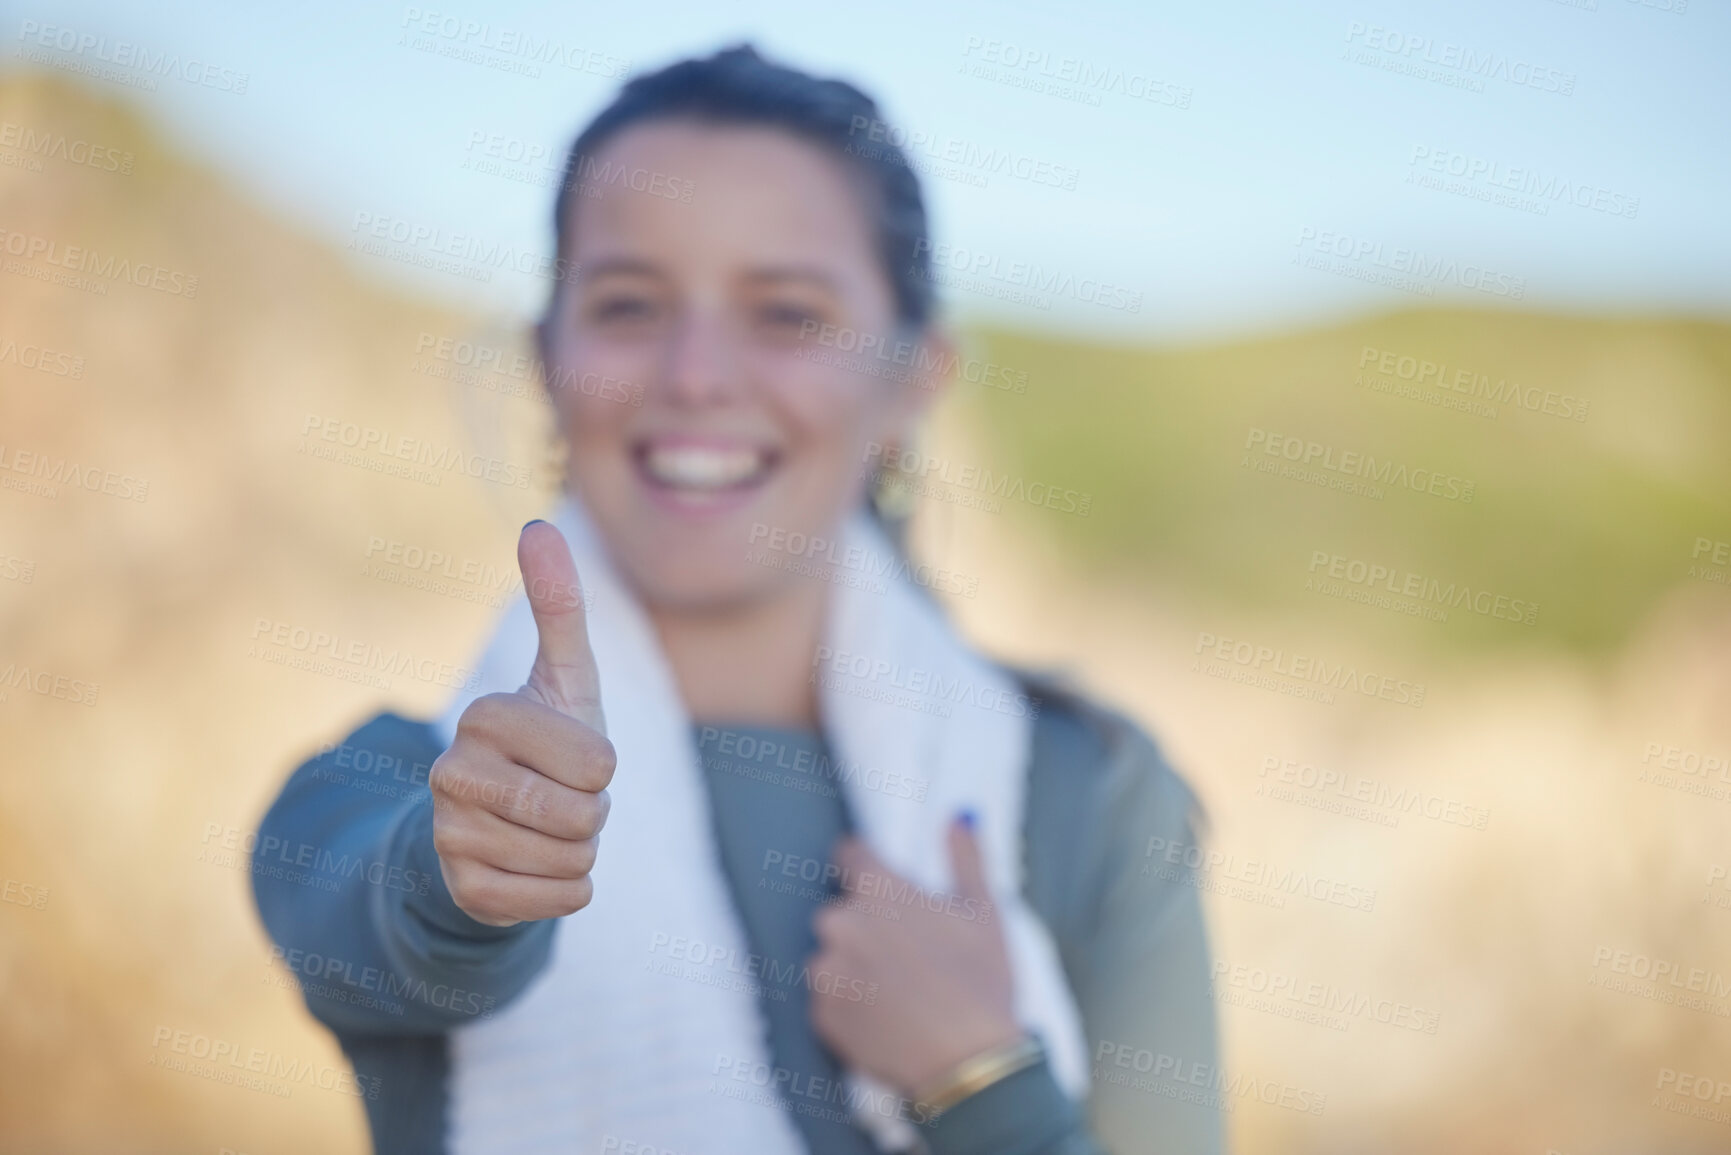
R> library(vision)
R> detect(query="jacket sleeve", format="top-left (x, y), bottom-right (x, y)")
top-left (920, 686), bottom-right (1222, 1155)
top-left (1066, 719), bottom-right (1222, 1154)
top-left (250, 711), bottom-right (556, 1038)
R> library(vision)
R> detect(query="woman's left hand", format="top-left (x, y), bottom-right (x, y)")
top-left (807, 817), bottom-right (1026, 1099)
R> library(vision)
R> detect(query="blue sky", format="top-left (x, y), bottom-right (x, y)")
top-left (9, 0), bottom-right (1727, 340)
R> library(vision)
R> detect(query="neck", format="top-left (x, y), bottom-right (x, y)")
top-left (648, 579), bottom-right (827, 730)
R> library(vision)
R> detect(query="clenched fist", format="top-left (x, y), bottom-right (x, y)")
top-left (430, 520), bottom-right (615, 927)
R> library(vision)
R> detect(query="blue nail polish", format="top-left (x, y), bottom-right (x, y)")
top-left (957, 809), bottom-right (977, 830)
top-left (523, 519), bottom-right (547, 530)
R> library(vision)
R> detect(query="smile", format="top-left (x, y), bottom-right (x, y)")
top-left (633, 437), bottom-right (779, 502)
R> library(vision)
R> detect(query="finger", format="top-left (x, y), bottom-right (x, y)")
top-left (813, 900), bottom-right (858, 944)
top-left (444, 861), bottom-right (595, 923)
top-left (455, 693), bottom-right (616, 794)
top-left (517, 519), bottom-right (606, 734)
top-left (522, 784), bottom-right (610, 842)
top-left (434, 747), bottom-right (611, 839)
top-left (807, 954), bottom-right (848, 1037)
top-left (947, 810), bottom-right (991, 901)
top-left (833, 835), bottom-right (892, 896)
top-left (439, 807), bottom-right (600, 880)
top-left (430, 749), bottom-right (541, 824)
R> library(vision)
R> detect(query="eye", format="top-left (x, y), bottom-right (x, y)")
top-left (589, 294), bottom-right (659, 324)
top-left (756, 302), bottom-right (821, 336)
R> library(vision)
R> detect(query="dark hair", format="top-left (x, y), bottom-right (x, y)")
top-left (549, 43), bottom-right (935, 328)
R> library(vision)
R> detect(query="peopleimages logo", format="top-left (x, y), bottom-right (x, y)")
top-left (748, 522), bottom-right (979, 599)
top-left (0, 120), bottom-right (135, 174)
top-left (412, 332), bottom-right (643, 406)
top-left (647, 932), bottom-right (879, 1004)
top-left (795, 321), bottom-right (1028, 394)
top-left (1652, 1067), bottom-right (1731, 1128)
top-left (1342, 22), bottom-right (1576, 96)
top-left (1191, 630), bottom-right (1427, 709)
top-left (867, 443), bottom-right (1092, 518)
top-left (1092, 1042), bottom-right (1328, 1115)
top-left (203, 821), bottom-right (436, 896)
top-left (1306, 550), bottom-right (1539, 626)
top-left (299, 413), bottom-right (535, 490)
top-left (761, 849), bottom-right (985, 921)
top-left (148, 1026), bottom-right (381, 1100)
top-left (0, 335), bottom-right (85, 378)
top-left (461, 131), bottom-right (694, 202)
top-left (0, 227), bottom-right (199, 297)
top-left (1639, 740), bottom-right (1731, 805)
top-left (1210, 959), bottom-right (1442, 1034)
top-left (1294, 227), bottom-right (1525, 299)
top-left (1243, 427), bottom-right (1476, 504)
top-left (0, 444), bottom-right (149, 503)
top-left (911, 239), bottom-right (1143, 313)
top-left (1407, 146), bottom-right (1639, 220)
top-left (846, 115), bottom-right (1080, 191)
top-left (16, 20), bottom-right (251, 94)
top-left (1356, 345), bottom-right (1589, 422)
top-left (1, 877), bottom-right (49, 911)
top-left (703, 727), bottom-right (930, 802)
top-left (1256, 755), bottom-right (1491, 831)
top-left (1143, 837), bottom-right (1378, 913)
top-left (269, 945), bottom-right (497, 1019)
top-left (348, 211), bottom-right (579, 285)
top-left (810, 645), bottom-right (1042, 720)
top-left (958, 37), bottom-right (1193, 110)
top-left (248, 616), bottom-right (483, 692)
top-left (0, 662), bottom-right (100, 706)
top-left (398, 7), bottom-right (630, 78)
top-left (1590, 946), bottom-right (1731, 1001)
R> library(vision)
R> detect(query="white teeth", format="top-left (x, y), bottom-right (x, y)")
top-left (643, 445), bottom-right (767, 490)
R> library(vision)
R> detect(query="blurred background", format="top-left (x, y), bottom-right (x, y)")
top-left (2, 1), bottom-right (1729, 1152)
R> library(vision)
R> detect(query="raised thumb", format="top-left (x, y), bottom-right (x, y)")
top-left (517, 519), bottom-right (605, 734)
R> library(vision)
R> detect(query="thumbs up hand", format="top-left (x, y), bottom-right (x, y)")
top-left (429, 520), bottom-right (616, 927)
top-left (807, 816), bottom-right (1026, 1099)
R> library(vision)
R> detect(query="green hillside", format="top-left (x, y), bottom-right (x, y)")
top-left (955, 312), bottom-right (1731, 655)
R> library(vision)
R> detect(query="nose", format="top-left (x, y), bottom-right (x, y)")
top-left (657, 308), bottom-right (740, 407)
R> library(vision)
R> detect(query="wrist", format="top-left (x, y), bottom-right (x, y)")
top-left (917, 1053), bottom-right (1083, 1155)
top-left (911, 1032), bottom-right (1044, 1117)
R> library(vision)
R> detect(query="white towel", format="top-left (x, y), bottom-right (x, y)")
top-left (434, 496), bottom-right (1087, 1154)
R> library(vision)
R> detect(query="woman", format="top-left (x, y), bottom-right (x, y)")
top-left (254, 44), bottom-right (1218, 1155)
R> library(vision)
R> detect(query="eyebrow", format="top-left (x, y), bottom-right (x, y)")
top-left (578, 257), bottom-right (663, 282)
top-left (577, 258), bottom-right (841, 294)
top-left (741, 265), bottom-right (842, 293)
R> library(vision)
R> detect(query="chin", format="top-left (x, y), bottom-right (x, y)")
top-left (622, 549), bottom-right (789, 613)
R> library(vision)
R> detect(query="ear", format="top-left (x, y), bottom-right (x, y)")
top-left (535, 307), bottom-right (557, 387)
top-left (882, 323), bottom-right (957, 442)
top-left (534, 311), bottom-right (552, 365)
top-left (535, 308), bottom-right (572, 419)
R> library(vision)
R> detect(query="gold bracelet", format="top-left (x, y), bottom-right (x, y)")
top-left (914, 1034), bottom-right (1045, 1116)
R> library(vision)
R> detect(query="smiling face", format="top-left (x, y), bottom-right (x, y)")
top-left (541, 120), bottom-right (943, 610)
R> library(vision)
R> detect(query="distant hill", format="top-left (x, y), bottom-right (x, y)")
top-left (957, 309), bottom-right (1731, 655)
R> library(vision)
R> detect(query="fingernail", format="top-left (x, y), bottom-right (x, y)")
top-left (956, 809), bottom-right (977, 830)
top-left (523, 519), bottom-right (547, 530)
